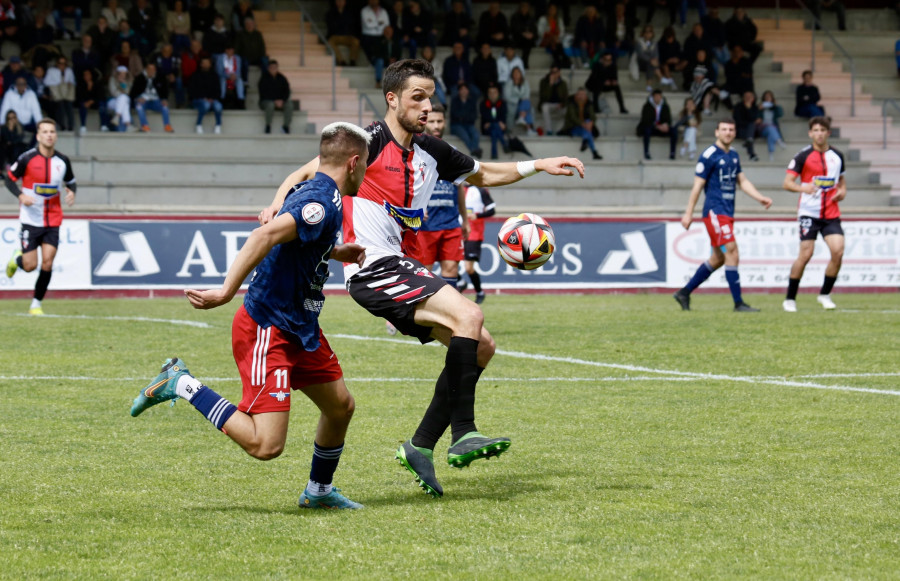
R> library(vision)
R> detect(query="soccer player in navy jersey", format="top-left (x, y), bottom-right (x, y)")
top-left (130, 123), bottom-right (370, 510)
top-left (674, 118), bottom-right (773, 312)
top-left (261, 59), bottom-right (585, 498)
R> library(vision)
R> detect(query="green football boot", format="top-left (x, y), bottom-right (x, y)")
top-left (396, 440), bottom-right (443, 498)
top-left (6, 249), bottom-right (21, 278)
top-left (130, 357), bottom-right (191, 417)
top-left (447, 432), bottom-right (511, 468)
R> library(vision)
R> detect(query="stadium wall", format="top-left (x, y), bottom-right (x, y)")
top-left (1, 216), bottom-right (899, 295)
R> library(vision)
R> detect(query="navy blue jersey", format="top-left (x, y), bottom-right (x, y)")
top-left (421, 179), bottom-right (461, 231)
top-left (243, 173), bottom-right (344, 351)
top-left (695, 144), bottom-right (742, 217)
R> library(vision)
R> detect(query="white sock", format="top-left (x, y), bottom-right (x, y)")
top-left (30, 298), bottom-right (41, 309)
top-left (175, 375), bottom-right (204, 401)
top-left (307, 480), bottom-right (333, 496)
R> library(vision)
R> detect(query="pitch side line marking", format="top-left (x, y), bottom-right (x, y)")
top-left (330, 334), bottom-right (900, 397)
top-left (0, 375), bottom-right (693, 383)
top-left (13, 313), bottom-right (213, 328)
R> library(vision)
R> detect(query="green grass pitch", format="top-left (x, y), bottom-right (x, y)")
top-left (1, 292), bottom-right (898, 579)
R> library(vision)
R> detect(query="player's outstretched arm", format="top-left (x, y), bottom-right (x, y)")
top-left (259, 158), bottom-right (320, 225)
top-left (737, 172), bottom-right (772, 209)
top-left (467, 156), bottom-right (585, 188)
top-left (186, 213), bottom-right (299, 309)
top-left (681, 176), bottom-right (706, 229)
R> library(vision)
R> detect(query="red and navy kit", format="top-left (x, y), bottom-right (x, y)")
top-left (695, 144), bottom-right (742, 248)
top-left (786, 145), bottom-right (845, 220)
top-left (7, 148), bottom-right (76, 228)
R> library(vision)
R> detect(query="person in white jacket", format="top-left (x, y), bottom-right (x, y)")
top-left (44, 56), bottom-right (77, 132)
top-left (502, 65), bottom-right (536, 135)
top-left (0, 78), bottom-right (43, 137)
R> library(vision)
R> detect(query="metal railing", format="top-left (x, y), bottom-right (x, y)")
top-left (883, 100), bottom-right (900, 149)
top-left (358, 93), bottom-right (382, 127)
top-left (293, 0), bottom-right (337, 111)
top-left (794, 0), bottom-right (856, 116)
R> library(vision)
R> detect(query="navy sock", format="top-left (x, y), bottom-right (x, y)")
top-left (16, 255), bottom-right (23, 268)
top-left (309, 442), bottom-right (344, 493)
top-left (820, 275), bottom-right (837, 296)
top-left (441, 276), bottom-right (458, 287)
top-left (34, 269), bottom-right (52, 301)
top-left (470, 271), bottom-right (482, 293)
top-left (786, 277), bottom-right (800, 300)
top-left (188, 386), bottom-right (237, 431)
top-left (683, 261), bottom-right (714, 294)
top-left (447, 336), bottom-right (480, 443)
top-left (725, 266), bottom-right (742, 305)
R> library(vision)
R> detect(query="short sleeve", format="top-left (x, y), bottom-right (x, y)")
top-left (281, 191), bottom-right (331, 245)
top-left (423, 134), bottom-right (478, 184)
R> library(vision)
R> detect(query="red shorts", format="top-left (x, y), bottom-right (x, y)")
top-left (231, 305), bottom-right (342, 414)
top-left (403, 228), bottom-right (463, 266)
top-left (702, 213), bottom-right (736, 248)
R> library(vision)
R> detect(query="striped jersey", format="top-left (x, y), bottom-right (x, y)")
top-left (786, 145), bottom-right (845, 219)
top-left (8, 148), bottom-right (76, 228)
top-left (342, 121), bottom-right (479, 279)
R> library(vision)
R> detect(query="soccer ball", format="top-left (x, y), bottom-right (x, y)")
top-left (497, 213), bottom-right (556, 270)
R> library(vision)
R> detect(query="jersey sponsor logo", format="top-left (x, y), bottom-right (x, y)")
top-left (34, 183), bottom-right (60, 198)
top-left (383, 201), bottom-right (424, 231)
top-left (813, 176), bottom-right (836, 190)
top-left (385, 166), bottom-right (403, 173)
top-left (303, 297), bottom-right (324, 312)
top-left (302, 202), bottom-right (326, 224)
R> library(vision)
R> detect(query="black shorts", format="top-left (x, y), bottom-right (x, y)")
top-left (20, 225), bottom-right (60, 252)
top-left (464, 240), bottom-right (483, 261)
top-left (346, 255), bottom-right (447, 344)
top-left (799, 217), bottom-right (843, 241)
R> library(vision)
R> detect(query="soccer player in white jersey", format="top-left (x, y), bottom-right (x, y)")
top-left (261, 59), bottom-right (585, 498)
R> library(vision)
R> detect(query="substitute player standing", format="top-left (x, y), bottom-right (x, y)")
top-left (781, 116), bottom-right (846, 312)
top-left (262, 59), bottom-right (584, 498)
top-left (674, 118), bottom-right (773, 312)
top-left (5, 119), bottom-right (76, 315)
top-left (131, 123), bottom-right (369, 509)
top-left (457, 183), bottom-right (496, 304)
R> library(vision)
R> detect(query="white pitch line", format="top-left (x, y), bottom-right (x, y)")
top-left (0, 375), bottom-right (694, 383)
top-left (330, 333), bottom-right (900, 397)
top-left (13, 313), bottom-right (213, 328)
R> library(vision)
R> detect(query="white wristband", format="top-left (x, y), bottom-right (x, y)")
top-left (516, 160), bottom-right (538, 178)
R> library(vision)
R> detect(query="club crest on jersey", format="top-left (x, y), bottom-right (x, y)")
top-left (302, 202), bottom-right (326, 224)
top-left (34, 183), bottom-right (60, 198)
top-left (383, 201), bottom-right (424, 231)
top-left (269, 391), bottom-right (290, 402)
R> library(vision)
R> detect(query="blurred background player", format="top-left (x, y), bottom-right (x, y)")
top-left (674, 118), bottom-right (772, 312)
top-left (130, 122), bottom-right (370, 510)
top-left (5, 119), bottom-right (76, 316)
top-left (457, 183), bottom-right (496, 304)
top-left (781, 116), bottom-right (846, 312)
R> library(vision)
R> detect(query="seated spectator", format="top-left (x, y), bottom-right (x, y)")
top-left (701, 6), bottom-right (728, 67)
top-left (110, 39), bottom-right (143, 79)
top-left (1, 110), bottom-right (29, 166)
top-left (0, 78), bottom-right (42, 143)
top-left (679, 0), bottom-right (707, 26)
top-left (509, 1), bottom-right (537, 68)
top-left (681, 22), bottom-right (712, 87)
top-left (722, 44), bottom-right (754, 106)
top-left (116, 20), bottom-right (141, 58)
top-left (189, 55), bottom-right (223, 133)
top-left (443, 41), bottom-right (475, 99)
top-left (128, 0), bottom-right (157, 53)
top-left (101, 0), bottom-right (127, 30)
top-left (635, 25), bottom-right (665, 91)
top-left (441, 0), bottom-right (473, 50)
top-left (1, 57), bottom-right (32, 96)
top-left (586, 51), bottom-right (628, 114)
top-left (130, 62), bottom-right (173, 132)
top-left (449, 82), bottom-right (481, 157)
top-left (204, 14), bottom-right (231, 58)
top-left (479, 83), bottom-right (508, 159)
top-left (371, 25), bottom-right (402, 89)
top-left (236, 16), bottom-right (267, 82)
top-left (45, 56), bottom-right (76, 132)
top-left (637, 89), bottom-right (677, 160)
top-left (538, 65), bottom-right (568, 135)
top-left (167, 0), bottom-right (191, 56)
top-left (216, 44), bottom-right (245, 109)
top-left (190, 0), bottom-right (217, 39)
top-left (87, 15), bottom-right (117, 66)
top-left (327, 0), bottom-right (360, 66)
top-left (106, 65), bottom-right (132, 131)
top-left (674, 96), bottom-right (701, 159)
top-left (399, 0), bottom-right (436, 59)
top-left (32, 66), bottom-right (52, 116)
top-left (758, 90), bottom-right (786, 160)
top-left (360, 0), bottom-right (391, 67)
top-left (72, 34), bottom-right (101, 79)
top-left (795, 69), bottom-right (825, 118)
top-left (0, 0), bottom-right (19, 48)
top-left (503, 66), bottom-right (536, 135)
top-left (645, 0), bottom-right (676, 27)
top-left (477, 1), bottom-right (509, 47)
top-left (53, 0), bottom-right (83, 39)
top-left (472, 42), bottom-right (498, 96)
top-left (688, 63), bottom-right (721, 115)
top-left (421, 45), bottom-right (446, 105)
top-left (574, 4), bottom-right (605, 66)
top-left (560, 87), bottom-right (602, 160)
top-left (181, 39), bottom-right (208, 89)
top-left (605, 3), bottom-right (634, 59)
top-left (155, 43), bottom-right (184, 108)
top-left (231, 0), bottom-right (254, 32)
top-left (812, 0), bottom-right (846, 31)
top-left (258, 59), bottom-right (292, 134)
top-left (733, 90), bottom-right (760, 161)
top-left (497, 46), bottom-right (524, 90)
top-left (725, 7), bottom-right (762, 63)
top-left (537, 3), bottom-right (569, 68)
top-left (658, 26), bottom-right (683, 88)
top-left (76, 68), bottom-right (109, 133)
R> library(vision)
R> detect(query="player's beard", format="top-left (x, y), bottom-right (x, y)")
top-left (397, 105), bottom-right (426, 134)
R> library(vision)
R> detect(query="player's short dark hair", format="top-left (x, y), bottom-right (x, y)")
top-left (802, 69), bottom-right (813, 78)
top-left (37, 118), bottom-right (57, 131)
top-left (809, 116), bottom-right (831, 131)
top-left (430, 102), bottom-right (446, 115)
top-left (319, 122), bottom-right (370, 164)
top-left (717, 117), bottom-right (736, 128)
top-left (383, 59), bottom-right (434, 101)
